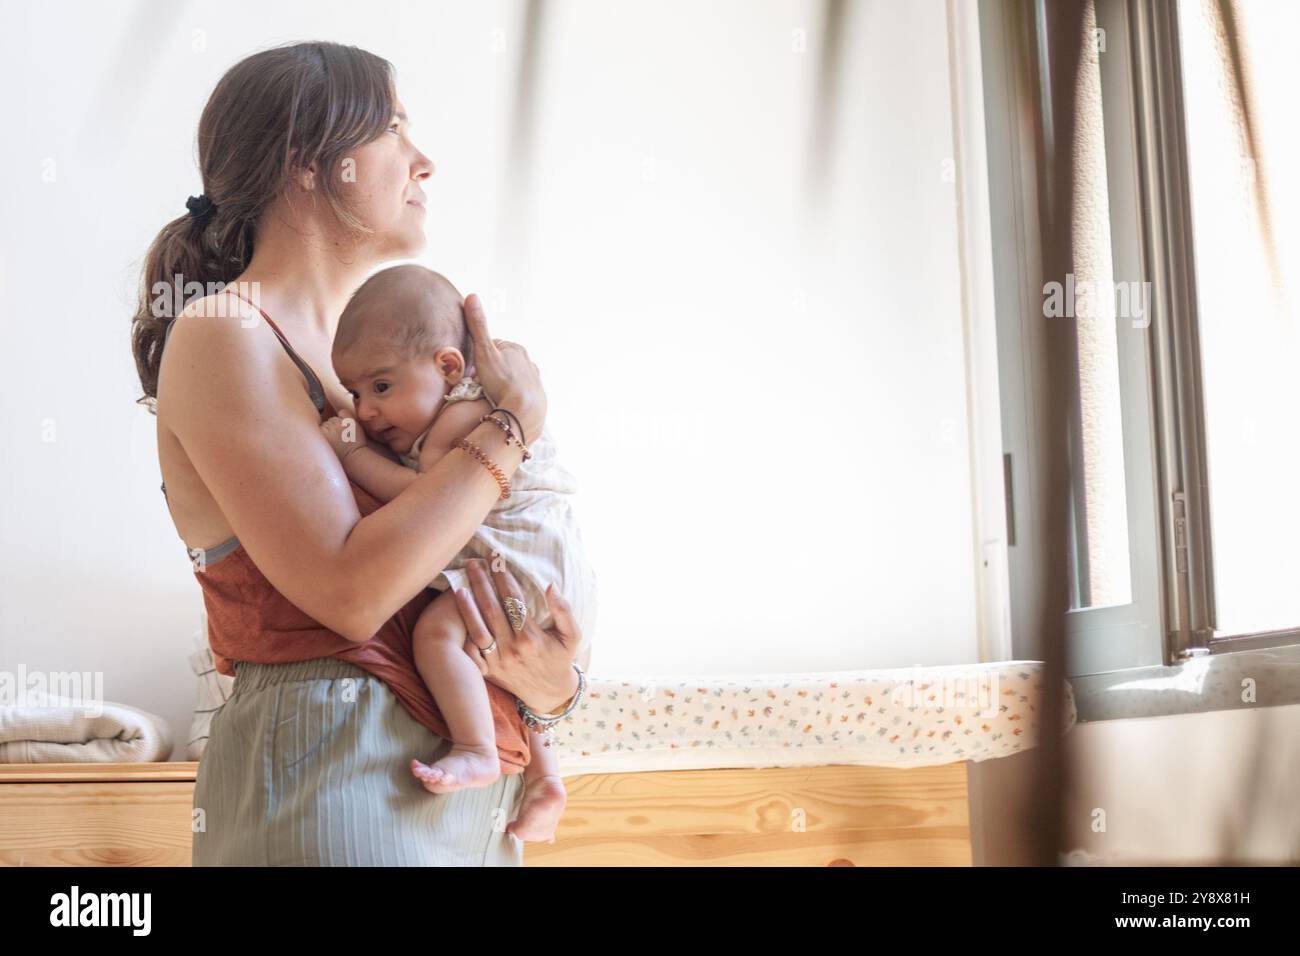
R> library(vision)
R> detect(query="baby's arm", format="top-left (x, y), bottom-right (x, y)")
top-left (415, 397), bottom-right (496, 472)
top-left (321, 416), bottom-right (420, 504)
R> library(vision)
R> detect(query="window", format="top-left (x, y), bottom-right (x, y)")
top-left (981, 0), bottom-right (1300, 717)
top-left (981, 0), bottom-right (1164, 678)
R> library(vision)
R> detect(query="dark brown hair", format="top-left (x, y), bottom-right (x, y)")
top-left (130, 41), bottom-right (396, 411)
top-left (333, 265), bottom-right (472, 367)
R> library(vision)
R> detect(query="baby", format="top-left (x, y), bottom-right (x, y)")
top-left (319, 264), bottom-right (597, 844)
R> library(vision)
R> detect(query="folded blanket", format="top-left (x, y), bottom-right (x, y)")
top-left (0, 690), bottom-right (174, 764)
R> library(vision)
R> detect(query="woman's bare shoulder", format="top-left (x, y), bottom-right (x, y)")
top-left (164, 290), bottom-right (267, 348)
top-left (157, 292), bottom-right (283, 409)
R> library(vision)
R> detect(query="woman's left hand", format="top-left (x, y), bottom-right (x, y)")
top-left (451, 557), bottom-right (582, 715)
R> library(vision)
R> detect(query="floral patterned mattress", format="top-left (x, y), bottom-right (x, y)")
top-left (547, 660), bottom-right (1074, 776)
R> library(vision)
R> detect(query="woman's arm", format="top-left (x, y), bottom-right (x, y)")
top-left (161, 293), bottom-right (544, 643)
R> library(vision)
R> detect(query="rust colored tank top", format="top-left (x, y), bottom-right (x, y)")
top-left (159, 291), bottom-right (530, 774)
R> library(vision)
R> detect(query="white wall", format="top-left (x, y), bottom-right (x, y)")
top-left (0, 0), bottom-right (983, 755)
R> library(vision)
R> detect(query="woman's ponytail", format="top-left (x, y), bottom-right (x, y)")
top-left (130, 202), bottom-right (255, 409)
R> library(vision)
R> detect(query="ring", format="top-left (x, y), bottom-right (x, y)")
top-left (483, 639), bottom-right (497, 655)
top-left (504, 596), bottom-right (528, 632)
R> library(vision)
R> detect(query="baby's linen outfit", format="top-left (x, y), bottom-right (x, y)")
top-left (401, 377), bottom-right (598, 657)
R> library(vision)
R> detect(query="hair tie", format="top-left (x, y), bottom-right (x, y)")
top-left (186, 193), bottom-right (216, 221)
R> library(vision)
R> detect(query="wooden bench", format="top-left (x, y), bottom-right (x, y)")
top-left (0, 760), bottom-right (970, 866)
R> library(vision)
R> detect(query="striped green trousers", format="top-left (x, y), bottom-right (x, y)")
top-left (192, 657), bottom-right (526, 866)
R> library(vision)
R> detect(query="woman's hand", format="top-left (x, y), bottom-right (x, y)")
top-left (462, 293), bottom-right (547, 444)
top-left (453, 557), bottom-right (581, 715)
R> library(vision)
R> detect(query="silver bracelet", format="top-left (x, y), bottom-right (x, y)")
top-left (516, 663), bottom-right (586, 734)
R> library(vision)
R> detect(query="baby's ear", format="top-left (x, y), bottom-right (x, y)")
top-left (435, 346), bottom-right (469, 382)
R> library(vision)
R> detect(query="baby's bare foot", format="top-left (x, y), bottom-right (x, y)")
top-left (410, 746), bottom-right (500, 794)
top-left (506, 775), bottom-right (567, 844)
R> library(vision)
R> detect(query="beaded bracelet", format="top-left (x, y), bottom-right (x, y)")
top-left (479, 412), bottom-right (532, 460)
top-left (453, 437), bottom-right (511, 500)
top-left (489, 406), bottom-right (527, 447)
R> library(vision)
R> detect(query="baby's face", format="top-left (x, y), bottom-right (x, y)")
top-left (334, 345), bottom-right (449, 456)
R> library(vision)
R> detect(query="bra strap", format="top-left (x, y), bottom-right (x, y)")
top-left (257, 313), bottom-right (329, 416)
top-left (221, 289), bottom-right (329, 417)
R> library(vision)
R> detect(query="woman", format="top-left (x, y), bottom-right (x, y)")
top-left (130, 41), bottom-right (585, 865)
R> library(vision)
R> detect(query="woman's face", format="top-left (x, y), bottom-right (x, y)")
top-left (342, 94), bottom-right (434, 260)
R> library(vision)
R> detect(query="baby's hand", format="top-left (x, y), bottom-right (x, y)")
top-left (321, 415), bottom-right (364, 461)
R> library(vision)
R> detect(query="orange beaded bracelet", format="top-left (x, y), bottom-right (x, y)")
top-left (454, 437), bottom-right (511, 500)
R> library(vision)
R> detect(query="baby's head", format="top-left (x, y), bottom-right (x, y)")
top-left (332, 264), bottom-right (472, 456)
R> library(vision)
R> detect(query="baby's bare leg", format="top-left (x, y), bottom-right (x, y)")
top-left (409, 589), bottom-right (501, 794)
top-left (508, 731), bottom-right (568, 844)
